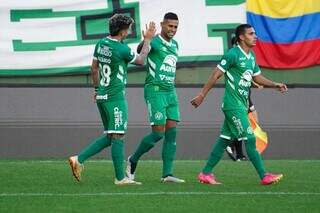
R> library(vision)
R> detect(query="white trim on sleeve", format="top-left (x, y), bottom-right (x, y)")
top-left (253, 70), bottom-right (261, 76)
top-left (220, 135), bottom-right (231, 140)
top-left (104, 130), bottom-right (125, 134)
top-left (217, 65), bottom-right (226, 73)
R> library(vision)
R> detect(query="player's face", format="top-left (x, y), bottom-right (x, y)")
top-left (161, 19), bottom-right (179, 40)
top-left (242, 27), bottom-right (257, 48)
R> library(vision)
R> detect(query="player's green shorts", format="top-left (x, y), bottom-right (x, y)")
top-left (96, 100), bottom-right (128, 134)
top-left (220, 109), bottom-right (254, 141)
top-left (145, 90), bottom-right (180, 125)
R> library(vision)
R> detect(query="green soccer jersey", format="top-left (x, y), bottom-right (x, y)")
top-left (217, 45), bottom-right (261, 111)
top-left (93, 37), bottom-right (136, 102)
top-left (145, 35), bottom-right (179, 92)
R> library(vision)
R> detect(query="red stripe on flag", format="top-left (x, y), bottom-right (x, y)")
top-left (253, 39), bottom-right (320, 69)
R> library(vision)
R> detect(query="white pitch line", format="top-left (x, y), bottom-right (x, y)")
top-left (1, 192), bottom-right (320, 197)
top-left (0, 160), bottom-right (318, 164)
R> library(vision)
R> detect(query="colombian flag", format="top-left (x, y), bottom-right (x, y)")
top-left (247, 0), bottom-right (320, 69)
top-left (248, 112), bottom-right (268, 154)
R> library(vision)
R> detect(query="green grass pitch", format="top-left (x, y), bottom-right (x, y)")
top-left (0, 160), bottom-right (319, 213)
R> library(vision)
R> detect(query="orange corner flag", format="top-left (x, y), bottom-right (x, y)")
top-left (248, 112), bottom-right (268, 154)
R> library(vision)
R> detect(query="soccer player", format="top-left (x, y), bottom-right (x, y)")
top-left (68, 14), bottom-right (156, 185)
top-left (191, 24), bottom-right (287, 185)
top-left (126, 12), bottom-right (185, 183)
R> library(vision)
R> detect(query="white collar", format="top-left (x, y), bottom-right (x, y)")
top-left (159, 35), bottom-right (172, 46)
top-left (237, 45), bottom-right (251, 59)
top-left (107, 36), bottom-right (120, 42)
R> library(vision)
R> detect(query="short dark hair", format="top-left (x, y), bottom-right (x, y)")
top-left (109, 14), bottom-right (134, 36)
top-left (163, 12), bottom-right (178, 21)
top-left (231, 24), bottom-right (252, 46)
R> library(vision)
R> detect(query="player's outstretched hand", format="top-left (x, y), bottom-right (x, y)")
top-left (142, 21), bottom-right (156, 40)
top-left (275, 83), bottom-right (288, 93)
top-left (190, 93), bottom-right (205, 108)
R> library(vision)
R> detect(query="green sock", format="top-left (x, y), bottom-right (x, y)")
top-left (245, 137), bottom-right (266, 179)
top-left (130, 131), bottom-right (164, 163)
top-left (111, 139), bottom-right (125, 181)
top-left (202, 137), bottom-right (232, 174)
top-left (78, 134), bottom-right (111, 164)
top-left (162, 127), bottom-right (177, 177)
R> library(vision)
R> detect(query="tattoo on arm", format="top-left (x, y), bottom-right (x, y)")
top-left (137, 41), bottom-right (144, 54)
top-left (134, 40), bottom-right (151, 65)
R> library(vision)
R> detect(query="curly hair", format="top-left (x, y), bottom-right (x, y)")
top-left (109, 14), bottom-right (134, 36)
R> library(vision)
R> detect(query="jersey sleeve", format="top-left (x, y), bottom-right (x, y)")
top-left (251, 51), bottom-right (261, 76)
top-left (121, 45), bottom-right (136, 64)
top-left (253, 61), bottom-right (261, 76)
top-left (217, 51), bottom-right (236, 73)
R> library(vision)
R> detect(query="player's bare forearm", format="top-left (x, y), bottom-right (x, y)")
top-left (253, 74), bottom-right (288, 93)
top-left (134, 39), bottom-right (151, 65)
top-left (91, 59), bottom-right (99, 88)
top-left (134, 21), bottom-right (156, 65)
top-left (200, 67), bottom-right (224, 97)
top-left (253, 74), bottom-right (276, 88)
top-left (191, 67), bottom-right (224, 108)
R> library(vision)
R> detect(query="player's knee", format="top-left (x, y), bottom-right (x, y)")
top-left (151, 131), bottom-right (164, 142)
top-left (109, 133), bottom-right (126, 140)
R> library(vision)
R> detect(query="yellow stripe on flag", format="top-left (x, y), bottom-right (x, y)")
top-left (247, 0), bottom-right (320, 18)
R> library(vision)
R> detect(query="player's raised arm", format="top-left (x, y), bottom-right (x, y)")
top-left (253, 74), bottom-right (288, 93)
top-left (190, 67), bottom-right (224, 108)
top-left (133, 22), bottom-right (156, 65)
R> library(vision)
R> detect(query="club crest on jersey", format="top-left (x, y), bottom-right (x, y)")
top-left (154, 112), bottom-right (163, 120)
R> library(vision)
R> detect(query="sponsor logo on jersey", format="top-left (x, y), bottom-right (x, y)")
top-left (160, 54), bottom-right (178, 73)
top-left (247, 126), bottom-right (253, 134)
top-left (161, 47), bottom-right (167, 51)
top-left (220, 59), bottom-right (227, 65)
top-left (98, 56), bottom-right (111, 64)
top-left (99, 46), bottom-right (112, 57)
top-left (154, 111), bottom-right (163, 120)
top-left (232, 116), bottom-right (244, 135)
top-left (238, 89), bottom-right (249, 96)
top-left (238, 70), bottom-right (253, 88)
top-left (114, 107), bottom-right (123, 129)
top-left (159, 74), bottom-right (175, 83)
top-left (240, 62), bottom-right (246, 67)
top-left (96, 94), bottom-right (108, 100)
top-left (239, 57), bottom-right (246, 61)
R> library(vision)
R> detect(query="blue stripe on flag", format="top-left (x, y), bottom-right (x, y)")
top-left (247, 12), bottom-right (320, 43)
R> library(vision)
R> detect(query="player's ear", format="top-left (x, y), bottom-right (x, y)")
top-left (239, 34), bottom-right (245, 42)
